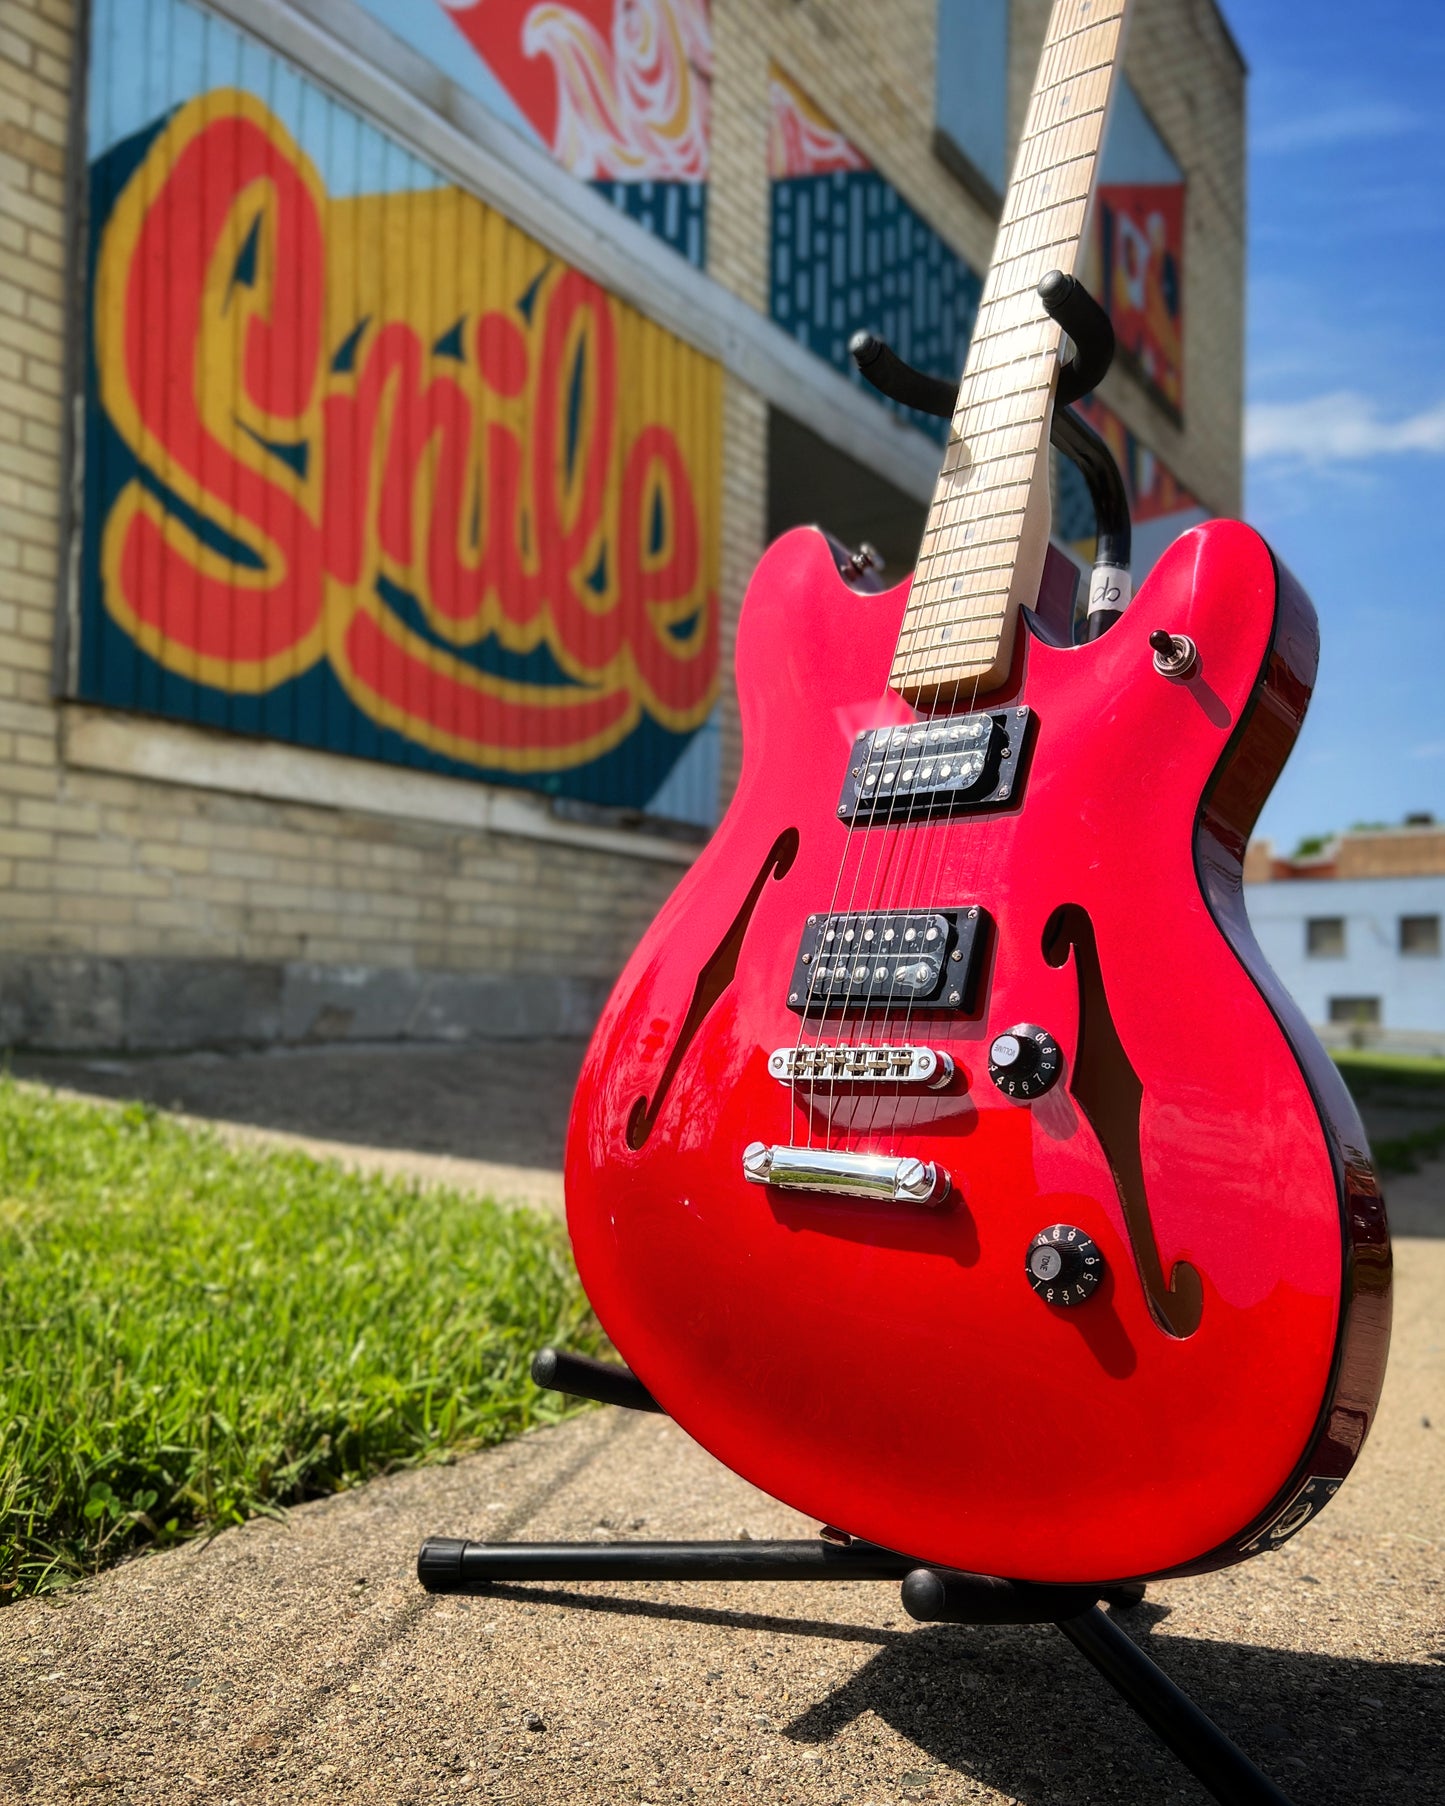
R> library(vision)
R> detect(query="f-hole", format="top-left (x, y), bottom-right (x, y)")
top-left (1043, 903), bottom-right (1203, 1339)
top-left (626, 828), bottom-right (800, 1150)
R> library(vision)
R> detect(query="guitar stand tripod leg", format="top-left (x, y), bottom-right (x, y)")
top-left (903, 1571), bottom-right (1295, 1806)
top-left (416, 1351), bottom-right (1297, 1806)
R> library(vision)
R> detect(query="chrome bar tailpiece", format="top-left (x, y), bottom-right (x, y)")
top-left (768, 1044), bottom-right (955, 1089)
top-left (741, 1142), bottom-right (950, 1206)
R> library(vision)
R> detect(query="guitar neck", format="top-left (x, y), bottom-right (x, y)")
top-left (892, 0), bottom-right (1129, 705)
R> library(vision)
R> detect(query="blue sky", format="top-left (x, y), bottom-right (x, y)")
top-left (1225, 1), bottom-right (1445, 852)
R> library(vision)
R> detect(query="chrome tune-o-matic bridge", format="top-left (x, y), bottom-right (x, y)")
top-left (768, 1043), bottom-right (955, 1089)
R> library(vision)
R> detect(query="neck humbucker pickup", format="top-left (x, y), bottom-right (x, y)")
top-left (837, 709), bottom-right (1031, 823)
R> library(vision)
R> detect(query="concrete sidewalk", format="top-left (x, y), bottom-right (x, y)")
top-left (1, 1228), bottom-right (1440, 1805)
top-left (11, 1041), bottom-right (590, 1216)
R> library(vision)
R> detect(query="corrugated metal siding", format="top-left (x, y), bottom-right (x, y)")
top-left (75, 0), bottom-right (723, 824)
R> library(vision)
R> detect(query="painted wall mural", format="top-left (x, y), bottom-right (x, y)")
top-left (79, 0), bottom-right (722, 815)
top-left (1092, 81), bottom-right (1186, 413)
top-left (767, 66), bottom-right (982, 444)
top-left (356, 0), bottom-right (711, 267)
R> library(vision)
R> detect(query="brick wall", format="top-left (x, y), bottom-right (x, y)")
top-left (713, 0), bottom-right (1245, 517)
top-left (1333, 829), bottom-right (1445, 880)
top-left (0, 0), bottom-right (711, 1048)
top-left (0, 0), bottom-right (1244, 1051)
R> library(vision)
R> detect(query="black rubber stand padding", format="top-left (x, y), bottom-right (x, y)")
top-left (416, 1537), bottom-right (920, 1593)
top-left (530, 1347), bottom-right (663, 1413)
top-left (416, 1536), bottom-right (468, 1591)
top-left (901, 1566), bottom-right (1103, 1625)
top-left (1058, 1606), bottom-right (1297, 1806)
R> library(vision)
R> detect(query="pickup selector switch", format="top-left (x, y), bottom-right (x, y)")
top-left (987, 1023), bottom-right (1062, 1099)
top-left (1026, 1225), bottom-right (1104, 1306)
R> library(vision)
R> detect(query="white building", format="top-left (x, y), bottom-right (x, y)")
top-left (1245, 827), bottom-right (1445, 1053)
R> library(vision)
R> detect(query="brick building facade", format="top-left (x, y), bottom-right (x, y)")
top-left (0, 0), bottom-right (1245, 1050)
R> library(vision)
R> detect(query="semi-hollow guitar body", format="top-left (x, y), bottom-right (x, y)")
top-left (565, 518), bottom-right (1392, 1584)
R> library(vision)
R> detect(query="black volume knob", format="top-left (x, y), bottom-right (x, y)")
top-left (988, 1023), bottom-right (1062, 1099)
top-left (1026, 1225), bottom-right (1104, 1307)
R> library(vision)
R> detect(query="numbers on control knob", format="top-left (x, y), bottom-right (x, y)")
top-left (987, 1022), bottom-right (1062, 1099)
top-left (1025, 1224), bottom-right (1104, 1307)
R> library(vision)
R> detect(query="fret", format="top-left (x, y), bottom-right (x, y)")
top-left (979, 252), bottom-right (1083, 310)
top-left (954, 362), bottom-right (1053, 408)
top-left (919, 494), bottom-right (1034, 542)
top-left (1034, 19), bottom-right (1123, 91)
top-left (933, 387), bottom-right (1048, 440)
top-left (1019, 72), bottom-right (1111, 146)
top-left (957, 326), bottom-right (1058, 382)
top-left (895, 628), bottom-right (1010, 657)
top-left (1051, 0), bottom-right (1127, 40)
top-left (916, 525), bottom-right (1030, 572)
top-left (950, 422), bottom-right (1052, 466)
top-left (911, 566), bottom-right (1021, 600)
top-left (1014, 112), bottom-right (1112, 182)
top-left (893, 0), bottom-right (1129, 700)
top-left (906, 590), bottom-right (1013, 625)
top-left (968, 295), bottom-right (1056, 344)
top-left (1003, 155), bottom-right (1098, 226)
top-left (916, 528), bottom-right (1032, 572)
top-left (902, 591), bottom-right (1021, 625)
top-left (916, 485), bottom-right (1035, 540)
top-left (932, 449), bottom-right (1041, 492)
top-left (919, 511), bottom-right (1031, 554)
top-left (960, 294), bottom-right (1060, 340)
top-left (907, 595), bottom-right (1018, 629)
top-left (992, 199), bottom-right (1090, 263)
top-left (897, 622), bottom-right (1011, 648)
top-left (905, 616), bottom-right (1015, 640)
top-left (1026, 59), bottom-right (1117, 123)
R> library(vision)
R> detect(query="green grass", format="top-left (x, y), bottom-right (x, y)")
top-left (1330, 1048), bottom-right (1445, 1084)
top-left (1330, 1049), bottom-right (1445, 1174)
top-left (0, 1080), bottom-right (604, 1601)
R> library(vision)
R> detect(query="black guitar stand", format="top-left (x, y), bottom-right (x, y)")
top-left (850, 270), bottom-right (1133, 641)
top-left (418, 1349), bottom-right (1296, 1806)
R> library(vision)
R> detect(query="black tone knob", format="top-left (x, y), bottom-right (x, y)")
top-left (1026, 1225), bottom-right (1104, 1307)
top-left (988, 1023), bottom-right (1062, 1099)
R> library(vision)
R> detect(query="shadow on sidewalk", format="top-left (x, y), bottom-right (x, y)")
top-left (12, 1038), bottom-right (589, 1172)
top-left (479, 1587), bottom-right (1442, 1805)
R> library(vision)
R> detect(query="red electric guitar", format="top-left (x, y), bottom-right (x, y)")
top-left (564, 0), bottom-right (1391, 1583)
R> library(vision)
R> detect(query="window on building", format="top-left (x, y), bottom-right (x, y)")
top-left (1328, 998), bottom-right (1381, 1025)
top-left (1306, 917), bottom-right (1346, 958)
top-left (934, 0), bottom-right (1009, 209)
top-left (1400, 914), bottom-right (1441, 957)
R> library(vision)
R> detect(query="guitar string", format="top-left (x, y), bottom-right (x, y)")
top-left (785, 565), bottom-right (922, 1150)
top-left (814, 268), bottom-right (1048, 1145)
top-left (857, 0), bottom-right (1121, 1153)
top-left (800, 561), bottom-right (939, 1152)
top-left (848, 126), bottom-right (1078, 1147)
top-left (856, 153), bottom-right (1095, 1150)
top-left (879, 383), bottom-right (1056, 1158)
top-left (808, 371), bottom-right (1005, 1151)
top-left (793, 0), bottom-right (1116, 1156)
top-left (821, 382), bottom-right (1009, 1153)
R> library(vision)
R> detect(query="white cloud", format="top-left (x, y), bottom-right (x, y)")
top-left (1246, 391), bottom-right (1445, 465)
top-left (1411, 741), bottom-right (1445, 761)
top-left (1252, 103), bottom-right (1421, 155)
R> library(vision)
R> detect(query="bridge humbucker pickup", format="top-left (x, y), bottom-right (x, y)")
top-left (837, 709), bottom-right (1031, 822)
top-left (787, 907), bottom-right (987, 1015)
